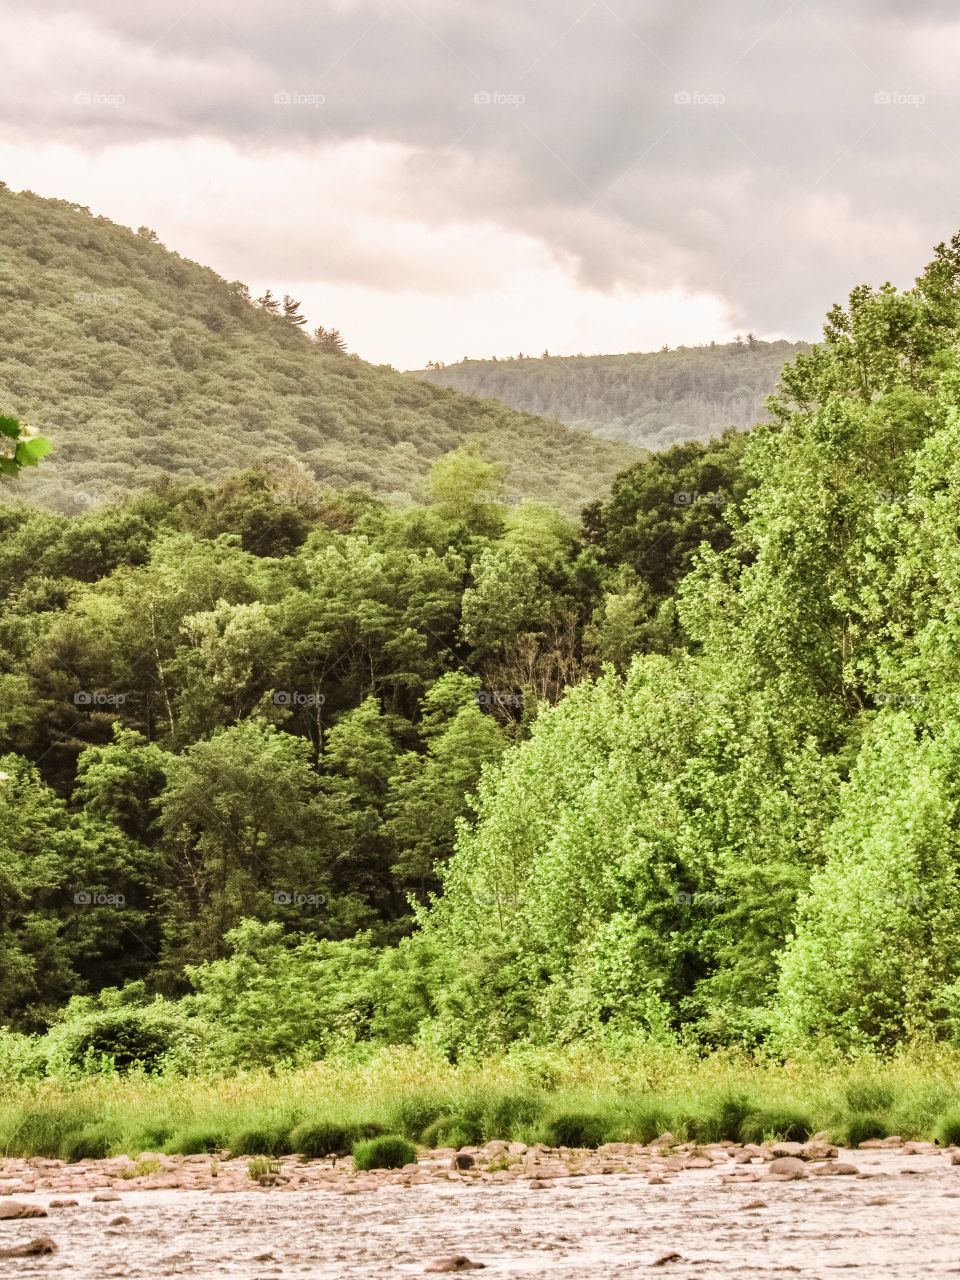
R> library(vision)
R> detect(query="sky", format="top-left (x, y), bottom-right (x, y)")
top-left (3, 0), bottom-right (959, 368)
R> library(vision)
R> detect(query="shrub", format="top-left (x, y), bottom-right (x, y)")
top-left (691, 1094), bottom-right (753, 1143)
top-left (739, 1107), bottom-right (812, 1143)
top-left (352, 1134), bottom-right (417, 1171)
top-left (420, 1114), bottom-right (483, 1148)
top-left (289, 1120), bottom-right (384, 1158)
top-left (230, 1126), bottom-right (292, 1156)
top-left (845, 1114), bottom-right (889, 1146)
top-left (61, 1125), bottom-right (113, 1162)
top-left (386, 1093), bottom-right (450, 1141)
top-left (482, 1092), bottom-right (543, 1138)
top-left (165, 1128), bottom-right (226, 1155)
top-left (542, 1111), bottom-right (610, 1149)
top-left (622, 1103), bottom-right (671, 1144)
top-left (938, 1113), bottom-right (960, 1147)
top-left (248, 1156), bottom-right (282, 1183)
top-left (844, 1080), bottom-right (895, 1114)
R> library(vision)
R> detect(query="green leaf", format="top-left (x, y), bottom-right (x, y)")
top-left (14, 437), bottom-right (52, 467)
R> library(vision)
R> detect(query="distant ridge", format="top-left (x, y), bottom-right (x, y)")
top-left (410, 339), bottom-right (809, 450)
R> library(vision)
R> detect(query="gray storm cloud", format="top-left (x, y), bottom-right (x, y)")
top-left (5, 0), bottom-right (960, 337)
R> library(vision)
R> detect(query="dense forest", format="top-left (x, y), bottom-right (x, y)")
top-left (412, 339), bottom-right (808, 449)
top-left (0, 185), bottom-right (635, 516)
top-left (6, 232), bottom-right (960, 1085)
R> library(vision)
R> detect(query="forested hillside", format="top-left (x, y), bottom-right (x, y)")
top-left (412, 339), bottom-right (808, 449)
top-left (0, 185), bottom-right (635, 515)
top-left (7, 227), bottom-right (960, 1088)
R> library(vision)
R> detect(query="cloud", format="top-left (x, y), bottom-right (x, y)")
top-left (2, 0), bottom-right (959, 358)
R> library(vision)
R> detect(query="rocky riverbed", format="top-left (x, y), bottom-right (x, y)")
top-left (1, 1136), bottom-right (958, 1276)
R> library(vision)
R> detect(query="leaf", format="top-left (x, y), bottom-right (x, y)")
top-left (14, 437), bottom-right (52, 467)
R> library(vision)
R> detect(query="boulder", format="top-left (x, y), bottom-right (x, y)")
top-left (424, 1257), bottom-right (485, 1272)
top-left (0, 1200), bottom-right (47, 1220)
top-left (0, 1236), bottom-right (57, 1258)
top-left (767, 1156), bottom-right (808, 1180)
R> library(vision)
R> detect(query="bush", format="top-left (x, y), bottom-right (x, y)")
top-left (739, 1107), bottom-right (812, 1143)
top-left (230, 1126), bottom-right (292, 1156)
top-left (353, 1134), bottom-right (417, 1171)
top-left (386, 1093), bottom-right (450, 1141)
top-left (420, 1113), bottom-right (484, 1148)
top-left (61, 1125), bottom-right (114, 1162)
top-left (622, 1103), bottom-right (671, 1144)
top-left (691, 1094), bottom-right (753, 1143)
top-left (165, 1128), bottom-right (226, 1155)
top-left (542, 1111), bottom-right (610, 1149)
top-left (845, 1114), bottom-right (889, 1146)
top-left (289, 1119), bottom-right (384, 1158)
top-left (938, 1113), bottom-right (960, 1147)
top-left (845, 1080), bottom-right (895, 1114)
top-left (482, 1092), bottom-right (543, 1138)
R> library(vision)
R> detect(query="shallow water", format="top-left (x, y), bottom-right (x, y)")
top-left (4, 1150), bottom-right (960, 1278)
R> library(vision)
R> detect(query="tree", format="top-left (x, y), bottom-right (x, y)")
top-left (282, 294), bottom-right (306, 326)
top-left (313, 325), bottom-right (348, 354)
top-left (255, 289), bottom-right (280, 315)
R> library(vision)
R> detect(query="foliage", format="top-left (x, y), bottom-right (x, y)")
top-left (0, 187), bottom-right (634, 515)
top-left (414, 339), bottom-right (808, 449)
top-left (352, 1133), bottom-right (417, 1170)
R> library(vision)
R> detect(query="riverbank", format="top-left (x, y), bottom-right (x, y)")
top-left (1, 1142), bottom-right (959, 1277)
top-left (3, 1044), bottom-right (960, 1161)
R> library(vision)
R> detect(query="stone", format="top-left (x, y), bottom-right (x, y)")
top-left (0, 1236), bottom-right (57, 1258)
top-left (0, 1200), bottom-right (47, 1219)
top-left (424, 1257), bottom-right (485, 1272)
top-left (651, 1251), bottom-right (683, 1266)
top-left (92, 1191), bottom-right (121, 1202)
top-left (48, 1199), bottom-right (78, 1208)
top-left (451, 1153), bottom-right (476, 1171)
top-left (108, 1214), bottom-right (131, 1225)
top-left (767, 1156), bottom-right (808, 1180)
top-left (740, 1198), bottom-right (767, 1209)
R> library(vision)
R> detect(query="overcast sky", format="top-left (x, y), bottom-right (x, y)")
top-left (3, 0), bottom-right (958, 367)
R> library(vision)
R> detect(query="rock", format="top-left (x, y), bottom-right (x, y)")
top-left (770, 1142), bottom-right (804, 1158)
top-left (0, 1200), bottom-right (47, 1219)
top-left (91, 1191), bottom-right (120, 1202)
top-left (48, 1199), bottom-right (78, 1208)
top-left (767, 1156), bottom-right (808, 1180)
top-left (825, 1161), bottom-right (859, 1176)
top-left (108, 1214), bottom-right (131, 1225)
top-left (880, 1136), bottom-right (904, 1147)
top-left (451, 1153), bottom-right (475, 1171)
top-left (424, 1257), bottom-right (485, 1273)
top-left (527, 1179), bottom-right (549, 1189)
top-left (951, 1151), bottom-right (960, 1166)
top-left (682, 1156), bottom-right (713, 1169)
top-left (651, 1251), bottom-right (683, 1266)
top-left (653, 1133), bottom-right (677, 1148)
top-left (741, 1198), bottom-right (767, 1209)
top-left (0, 1236), bottom-right (57, 1258)
top-left (802, 1142), bottom-right (837, 1161)
top-left (648, 1174), bottom-right (666, 1185)
top-left (508, 1142), bottom-right (527, 1155)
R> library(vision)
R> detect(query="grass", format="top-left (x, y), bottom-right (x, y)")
top-left (2, 1043), bottom-right (960, 1159)
top-left (352, 1134), bottom-right (417, 1171)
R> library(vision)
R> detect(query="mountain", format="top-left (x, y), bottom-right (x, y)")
top-left (0, 185), bottom-right (637, 514)
top-left (410, 339), bottom-right (809, 450)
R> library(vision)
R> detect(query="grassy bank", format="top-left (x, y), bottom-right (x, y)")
top-left (3, 1044), bottom-right (960, 1162)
